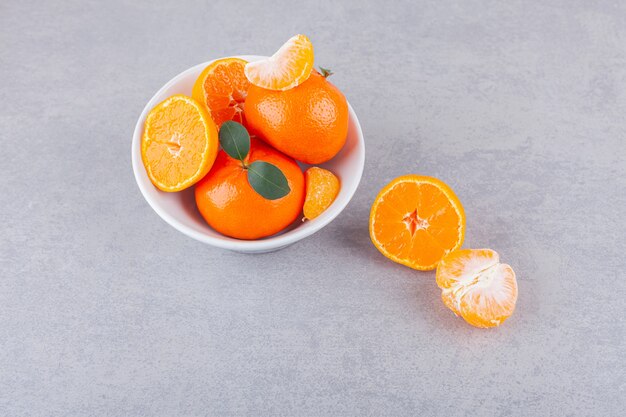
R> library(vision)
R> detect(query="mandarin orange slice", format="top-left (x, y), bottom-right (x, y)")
top-left (244, 34), bottom-right (314, 91)
top-left (192, 57), bottom-right (250, 127)
top-left (369, 175), bottom-right (466, 270)
top-left (436, 249), bottom-right (518, 328)
top-left (141, 95), bottom-right (218, 192)
top-left (303, 167), bottom-right (340, 220)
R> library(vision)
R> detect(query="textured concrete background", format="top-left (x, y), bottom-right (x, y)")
top-left (1, 0), bottom-right (625, 416)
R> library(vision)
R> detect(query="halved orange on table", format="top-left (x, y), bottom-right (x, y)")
top-left (436, 249), bottom-right (518, 328)
top-left (141, 95), bottom-right (218, 192)
top-left (192, 57), bottom-right (250, 126)
top-left (369, 175), bottom-right (466, 270)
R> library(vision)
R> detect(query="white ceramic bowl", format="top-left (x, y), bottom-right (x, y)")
top-left (131, 55), bottom-right (365, 253)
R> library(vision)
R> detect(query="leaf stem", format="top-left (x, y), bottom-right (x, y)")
top-left (319, 66), bottom-right (334, 78)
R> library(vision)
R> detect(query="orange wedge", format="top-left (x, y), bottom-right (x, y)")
top-left (369, 175), bottom-right (466, 270)
top-left (303, 167), bottom-right (340, 220)
top-left (244, 34), bottom-right (314, 91)
top-left (192, 57), bottom-right (250, 126)
top-left (436, 249), bottom-right (518, 328)
top-left (141, 95), bottom-right (218, 192)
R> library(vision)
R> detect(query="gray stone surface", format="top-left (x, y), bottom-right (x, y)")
top-left (1, 0), bottom-right (625, 416)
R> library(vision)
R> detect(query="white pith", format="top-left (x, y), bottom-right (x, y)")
top-left (441, 253), bottom-right (513, 317)
top-left (166, 132), bottom-right (183, 157)
top-left (402, 209), bottom-right (430, 235)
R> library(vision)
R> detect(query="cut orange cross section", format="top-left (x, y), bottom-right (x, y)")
top-left (244, 34), bottom-right (314, 91)
top-left (141, 95), bottom-right (218, 192)
top-left (192, 57), bottom-right (250, 127)
top-left (436, 249), bottom-right (518, 328)
top-left (369, 175), bottom-right (466, 270)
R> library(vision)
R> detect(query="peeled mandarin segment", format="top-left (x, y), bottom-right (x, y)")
top-left (244, 34), bottom-right (314, 91)
top-left (436, 249), bottom-right (500, 289)
top-left (141, 95), bottom-right (218, 192)
top-left (441, 290), bottom-right (462, 316)
top-left (369, 175), bottom-right (466, 270)
top-left (458, 264), bottom-right (518, 328)
top-left (436, 249), bottom-right (518, 328)
top-left (191, 58), bottom-right (249, 126)
top-left (303, 167), bottom-right (340, 220)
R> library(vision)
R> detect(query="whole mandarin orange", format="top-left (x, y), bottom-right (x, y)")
top-left (244, 70), bottom-right (349, 164)
top-left (195, 138), bottom-right (305, 240)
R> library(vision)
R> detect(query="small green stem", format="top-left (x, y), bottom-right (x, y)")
top-left (319, 66), bottom-right (334, 78)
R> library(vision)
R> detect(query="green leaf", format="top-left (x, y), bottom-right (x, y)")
top-left (219, 121), bottom-right (250, 161)
top-left (247, 161), bottom-right (291, 200)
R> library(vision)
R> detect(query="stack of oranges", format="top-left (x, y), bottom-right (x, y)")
top-left (141, 35), bottom-right (346, 240)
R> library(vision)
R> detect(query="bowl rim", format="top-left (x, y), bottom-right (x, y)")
top-left (131, 55), bottom-right (365, 252)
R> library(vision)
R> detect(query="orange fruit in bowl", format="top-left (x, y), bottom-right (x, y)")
top-left (369, 175), bottom-right (466, 270)
top-left (245, 70), bottom-right (349, 164)
top-left (303, 167), bottom-right (340, 220)
top-left (192, 57), bottom-right (250, 126)
top-left (436, 249), bottom-right (518, 328)
top-left (141, 94), bottom-right (218, 192)
top-left (244, 34), bottom-right (314, 91)
top-left (195, 137), bottom-right (305, 240)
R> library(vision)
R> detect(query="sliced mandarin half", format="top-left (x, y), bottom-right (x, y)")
top-left (244, 34), bottom-right (314, 91)
top-left (192, 57), bottom-right (250, 127)
top-left (141, 95), bottom-right (218, 192)
top-left (303, 167), bottom-right (340, 220)
top-left (369, 175), bottom-right (466, 270)
top-left (436, 249), bottom-right (518, 328)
